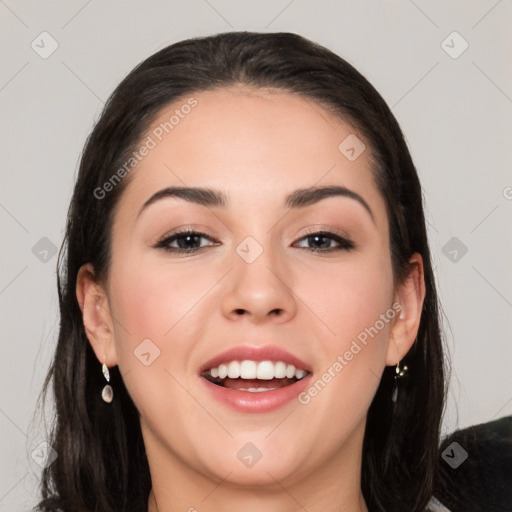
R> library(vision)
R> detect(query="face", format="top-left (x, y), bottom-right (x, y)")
top-left (80, 87), bottom-right (421, 495)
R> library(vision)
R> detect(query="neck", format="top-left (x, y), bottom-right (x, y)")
top-left (145, 422), bottom-right (369, 512)
top-left (148, 487), bottom-right (368, 512)
top-left (147, 475), bottom-right (368, 512)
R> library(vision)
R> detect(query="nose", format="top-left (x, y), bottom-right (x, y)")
top-left (220, 241), bottom-right (298, 324)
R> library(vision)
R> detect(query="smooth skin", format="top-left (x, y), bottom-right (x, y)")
top-left (76, 86), bottom-right (425, 512)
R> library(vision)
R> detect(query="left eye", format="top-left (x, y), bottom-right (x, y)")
top-left (294, 231), bottom-right (354, 252)
top-left (155, 229), bottom-right (354, 254)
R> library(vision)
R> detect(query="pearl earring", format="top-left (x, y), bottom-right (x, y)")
top-left (101, 362), bottom-right (113, 403)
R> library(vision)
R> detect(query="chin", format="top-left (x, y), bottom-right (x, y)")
top-left (192, 434), bottom-right (314, 488)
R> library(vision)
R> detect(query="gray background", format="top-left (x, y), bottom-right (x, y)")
top-left (1, 1), bottom-right (511, 509)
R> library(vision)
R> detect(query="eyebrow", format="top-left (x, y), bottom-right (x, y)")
top-left (137, 185), bottom-right (375, 222)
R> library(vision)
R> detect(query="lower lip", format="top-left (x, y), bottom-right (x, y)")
top-left (200, 375), bottom-right (313, 413)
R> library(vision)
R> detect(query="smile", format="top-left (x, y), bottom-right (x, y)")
top-left (199, 346), bottom-right (313, 413)
top-left (203, 359), bottom-right (308, 391)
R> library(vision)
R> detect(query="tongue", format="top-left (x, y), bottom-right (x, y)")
top-left (222, 377), bottom-right (296, 390)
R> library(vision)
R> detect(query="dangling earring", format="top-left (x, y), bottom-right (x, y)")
top-left (101, 362), bottom-right (113, 403)
top-left (391, 360), bottom-right (408, 404)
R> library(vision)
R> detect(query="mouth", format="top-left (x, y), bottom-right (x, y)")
top-left (199, 346), bottom-right (313, 413)
top-left (201, 360), bottom-right (309, 392)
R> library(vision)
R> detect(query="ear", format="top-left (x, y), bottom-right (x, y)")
top-left (385, 253), bottom-right (426, 366)
top-left (76, 263), bottom-right (118, 367)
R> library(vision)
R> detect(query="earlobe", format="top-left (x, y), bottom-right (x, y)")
top-left (386, 253), bottom-right (425, 366)
top-left (76, 263), bottom-right (118, 367)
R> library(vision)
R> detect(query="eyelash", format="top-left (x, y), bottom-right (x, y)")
top-left (154, 228), bottom-right (355, 254)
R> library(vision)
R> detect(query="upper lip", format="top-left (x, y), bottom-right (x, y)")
top-left (200, 345), bottom-right (312, 374)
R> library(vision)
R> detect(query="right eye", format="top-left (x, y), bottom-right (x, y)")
top-left (154, 229), bottom-right (219, 254)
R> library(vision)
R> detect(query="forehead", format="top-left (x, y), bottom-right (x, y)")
top-left (116, 87), bottom-right (387, 226)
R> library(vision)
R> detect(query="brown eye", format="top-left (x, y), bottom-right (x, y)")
top-left (155, 230), bottom-right (217, 253)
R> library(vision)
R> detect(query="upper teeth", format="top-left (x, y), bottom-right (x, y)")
top-left (207, 360), bottom-right (307, 380)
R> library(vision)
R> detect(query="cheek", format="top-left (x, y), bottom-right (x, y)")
top-left (109, 254), bottom-right (210, 345)
top-left (106, 250), bottom-right (226, 386)
top-left (106, 257), bottom-right (212, 439)
top-left (105, 254), bottom-right (182, 395)
top-left (295, 253), bottom-right (395, 431)
top-left (301, 251), bottom-right (395, 346)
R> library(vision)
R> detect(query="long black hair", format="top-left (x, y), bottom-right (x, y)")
top-left (35, 31), bottom-right (447, 512)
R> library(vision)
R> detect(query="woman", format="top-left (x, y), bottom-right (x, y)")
top-left (36, 31), bottom-right (447, 511)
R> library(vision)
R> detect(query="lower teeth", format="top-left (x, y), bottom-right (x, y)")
top-left (241, 387), bottom-right (277, 392)
top-left (203, 375), bottom-right (300, 391)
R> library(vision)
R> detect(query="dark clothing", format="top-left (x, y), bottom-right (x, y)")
top-left (433, 415), bottom-right (512, 512)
